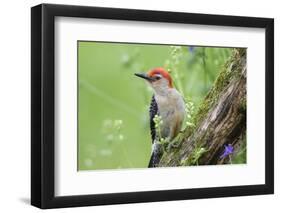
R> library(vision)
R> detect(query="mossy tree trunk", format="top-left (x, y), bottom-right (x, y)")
top-left (159, 48), bottom-right (246, 166)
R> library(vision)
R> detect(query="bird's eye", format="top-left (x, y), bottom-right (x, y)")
top-left (155, 75), bottom-right (161, 80)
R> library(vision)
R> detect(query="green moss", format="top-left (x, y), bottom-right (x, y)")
top-left (240, 97), bottom-right (247, 113)
top-left (232, 134), bottom-right (247, 164)
top-left (180, 146), bottom-right (209, 166)
top-left (180, 157), bottom-right (190, 166)
top-left (188, 48), bottom-right (244, 129)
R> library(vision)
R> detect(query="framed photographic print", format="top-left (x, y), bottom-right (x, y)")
top-left (31, 3), bottom-right (274, 209)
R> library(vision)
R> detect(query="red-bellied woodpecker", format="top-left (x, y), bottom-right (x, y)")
top-left (135, 67), bottom-right (186, 167)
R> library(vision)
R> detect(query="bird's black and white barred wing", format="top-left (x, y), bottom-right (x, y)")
top-left (149, 95), bottom-right (158, 143)
top-left (148, 95), bottom-right (161, 167)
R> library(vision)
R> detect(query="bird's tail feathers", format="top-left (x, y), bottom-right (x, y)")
top-left (148, 143), bottom-right (162, 168)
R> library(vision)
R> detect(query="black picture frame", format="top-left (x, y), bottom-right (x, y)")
top-left (31, 3), bottom-right (274, 209)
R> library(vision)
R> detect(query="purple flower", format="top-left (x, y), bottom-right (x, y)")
top-left (220, 144), bottom-right (234, 159)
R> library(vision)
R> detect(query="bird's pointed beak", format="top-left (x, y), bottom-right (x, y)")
top-left (134, 73), bottom-right (153, 81)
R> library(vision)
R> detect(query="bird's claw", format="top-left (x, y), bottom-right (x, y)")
top-left (167, 142), bottom-right (179, 152)
top-left (166, 132), bottom-right (184, 152)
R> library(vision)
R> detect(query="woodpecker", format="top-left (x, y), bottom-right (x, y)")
top-left (135, 67), bottom-right (186, 167)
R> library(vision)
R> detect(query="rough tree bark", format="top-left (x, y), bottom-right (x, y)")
top-left (159, 48), bottom-right (247, 166)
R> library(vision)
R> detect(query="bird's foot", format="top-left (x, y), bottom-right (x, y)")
top-left (166, 133), bottom-right (184, 152)
top-left (167, 142), bottom-right (179, 152)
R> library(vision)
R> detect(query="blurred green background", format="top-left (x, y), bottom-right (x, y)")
top-left (78, 41), bottom-right (233, 170)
